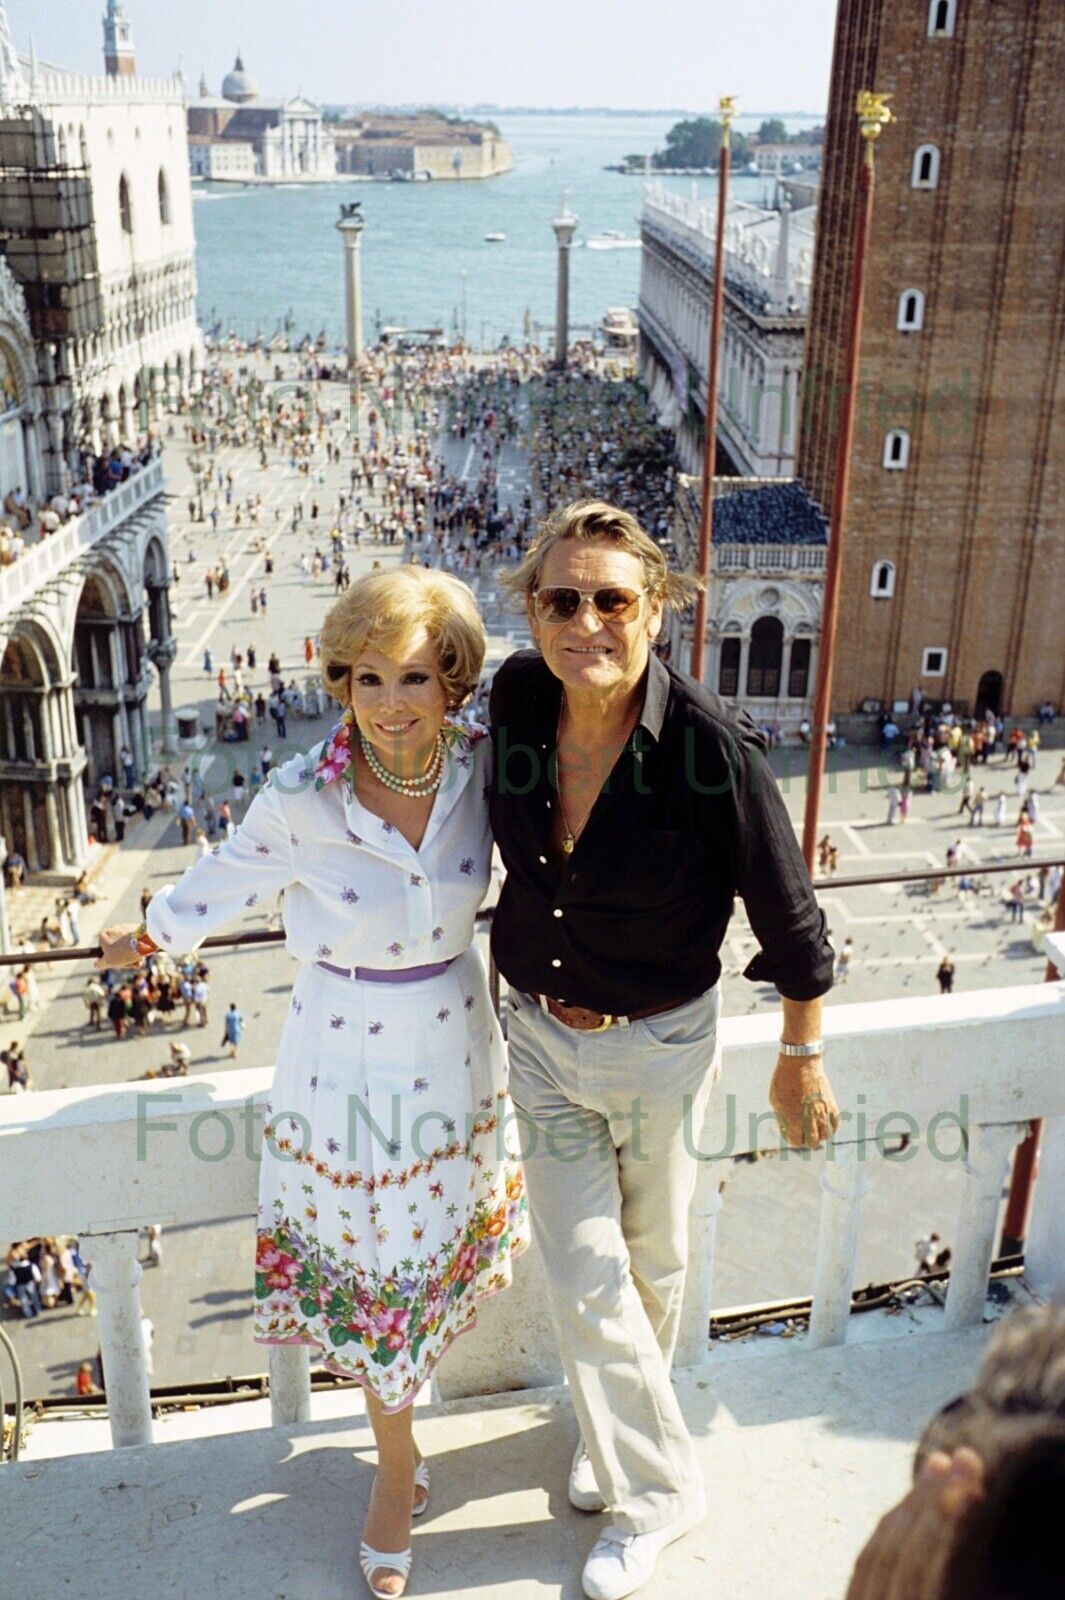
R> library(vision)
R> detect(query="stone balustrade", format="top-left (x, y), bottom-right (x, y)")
top-left (0, 456), bottom-right (165, 621)
top-left (2, 974), bottom-right (1064, 1451)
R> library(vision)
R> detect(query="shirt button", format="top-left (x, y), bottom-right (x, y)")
top-left (538, 854), bottom-right (547, 864)
top-left (551, 958), bottom-right (562, 968)
top-left (553, 908), bottom-right (563, 918)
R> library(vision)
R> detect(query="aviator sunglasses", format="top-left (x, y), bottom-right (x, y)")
top-left (532, 584), bottom-right (648, 624)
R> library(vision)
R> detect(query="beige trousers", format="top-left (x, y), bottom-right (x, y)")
top-left (505, 984), bottom-right (721, 1534)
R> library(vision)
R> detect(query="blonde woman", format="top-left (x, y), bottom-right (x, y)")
top-left (99, 566), bottom-right (529, 1599)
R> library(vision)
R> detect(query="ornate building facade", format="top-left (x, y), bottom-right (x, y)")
top-left (0, 6), bottom-right (202, 478)
top-left (639, 179), bottom-right (823, 727)
top-left (638, 181), bottom-right (815, 479)
top-left (668, 476), bottom-right (827, 735)
top-left (799, 0), bottom-right (1065, 718)
top-left (0, 5), bottom-right (183, 885)
top-left (187, 57), bottom-right (336, 180)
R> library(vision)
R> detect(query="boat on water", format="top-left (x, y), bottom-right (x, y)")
top-left (600, 306), bottom-right (639, 350)
top-left (585, 230), bottom-right (641, 251)
top-left (484, 231), bottom-right (506, 243)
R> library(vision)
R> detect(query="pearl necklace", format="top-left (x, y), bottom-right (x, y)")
top-left (359, 730), bottom-right (446, 797)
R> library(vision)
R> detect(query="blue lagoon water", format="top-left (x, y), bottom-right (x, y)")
top-left (191, 111), bottom-right (794, 349)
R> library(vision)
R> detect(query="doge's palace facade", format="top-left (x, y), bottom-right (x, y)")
top-left (0, 5), bottom-right (185, 896)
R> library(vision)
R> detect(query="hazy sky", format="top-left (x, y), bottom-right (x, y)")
top-left (9, 0), bottom-right (837, 112)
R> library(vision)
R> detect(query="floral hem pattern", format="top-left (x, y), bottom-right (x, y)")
top-left (253, 1175), bottom-right (528, 1410)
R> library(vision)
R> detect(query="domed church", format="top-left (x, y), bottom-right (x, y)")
top-left (187, 54), bottom-right (335, 180)
top-left (220, 54), bottom-right (261, 104)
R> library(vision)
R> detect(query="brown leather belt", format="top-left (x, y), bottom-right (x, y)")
top-left (531, 993), bottom-right (694, 1033)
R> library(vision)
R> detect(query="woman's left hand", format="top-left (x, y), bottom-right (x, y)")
top-left (96, 924), bottom-right (143, 971)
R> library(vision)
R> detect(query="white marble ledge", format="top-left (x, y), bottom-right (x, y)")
top-left (3, 1323), bottom-right (997, 1600)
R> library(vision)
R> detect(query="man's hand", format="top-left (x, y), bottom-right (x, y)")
top-left (845, 1448), bottom-right (985, 1600)
top-left (769, 1054), bottom-right (840, 1149)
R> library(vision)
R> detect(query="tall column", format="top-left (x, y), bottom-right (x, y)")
top-left (136, 700), bottom-right (150, 776)
top-left (550, 199), bottom-right (579, 370)
top-left (336, 206), bottom-right (365, 442)
top-left (0, 849), bottom-right (10, 954)
top-left (43, 786), bottom-right (62, 871)
top-left (63, 778), bottom-right (89, 868)
top-left (21, 789), bottom-right (39, 872)
top-left (146, 628), bottom-right (178, 757)
top-left (739, 634), bottom-right (752, 700)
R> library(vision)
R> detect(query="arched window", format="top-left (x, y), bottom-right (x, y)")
top-left (746, 616), bottom-right (784, 698)
top-left (718, 636), bottom-right (741, 697)
top-left (871, 560), bottom-right (896, 599)
top-left (897, 289), bottom-right (925, 332)
top-left (928, 0), bottom-right (956, 38)
top-left (911, 143), bottom-right (940, 190)
top-left (883, 429), bottom-right (910, 470)
top-left (118, 173), bottom-right (133, 234)
top-left (787, 638), bottom-right (812, 699)
top-left (158, 168), bottom-right (171, 225)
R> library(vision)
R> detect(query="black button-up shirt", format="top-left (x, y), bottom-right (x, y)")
top-left (488, 648), bottom-right (834, 1012)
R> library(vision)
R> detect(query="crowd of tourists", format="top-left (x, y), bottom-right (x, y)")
top-left (0, 439), bottom-right (161, 568)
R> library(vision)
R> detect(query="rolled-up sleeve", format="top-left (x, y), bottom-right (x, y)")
top-left (145, 785), bottom-right (295, 957)
top-left (716, 718), bottom-right (834, 1001)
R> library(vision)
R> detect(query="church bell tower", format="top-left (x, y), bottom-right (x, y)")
top-left (103, 0), bottom-right (135, 78)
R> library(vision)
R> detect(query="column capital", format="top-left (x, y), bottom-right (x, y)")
top-left (146, 637), bottom-right (178, 670)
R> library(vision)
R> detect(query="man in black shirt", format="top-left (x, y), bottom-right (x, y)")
top-left (489, 500), bottom-right (837, 1600)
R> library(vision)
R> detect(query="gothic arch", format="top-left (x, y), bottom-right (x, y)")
top-left (1, 618), bottom-right (64, 692)
top-left (142, 535), bottom-right (169, 588)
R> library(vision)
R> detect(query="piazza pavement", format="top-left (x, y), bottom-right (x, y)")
top-left (2, 356), bottom-right (1062, 1401)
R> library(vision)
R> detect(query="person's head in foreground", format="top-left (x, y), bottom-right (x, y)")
top-left (319, 566), bottom-right (485, 775)
top-left (846, 1304), bottom-right (1065, 1600)
top-left (503, 499), bottom-right (699, 707)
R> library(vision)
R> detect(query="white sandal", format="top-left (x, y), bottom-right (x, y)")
top-left (359, 1542), bottom-right (412, 1599)
top-left (412, 1459), bottom-right (430, 1518)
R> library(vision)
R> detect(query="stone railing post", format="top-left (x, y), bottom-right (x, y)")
top-left (269, 1345), bottom-right (312, 1426)
top-left (676, 1158), bottom-right (725, 1368)
top-left (944, 1122), bottom-right (1029, 1330)
top-left (83, 1229), bottom-right (154, 1447)
top-left (807, 1143), bottom-right (870, 1350)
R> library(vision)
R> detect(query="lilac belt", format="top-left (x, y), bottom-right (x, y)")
top-left (317, 957), bottom-right (456, 983)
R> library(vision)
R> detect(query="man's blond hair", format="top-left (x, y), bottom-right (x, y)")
top-left (501, 499), bottom-right (703, 611)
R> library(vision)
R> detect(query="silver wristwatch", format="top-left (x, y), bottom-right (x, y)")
top-left (779, 1038), bottom-right (824, 1057)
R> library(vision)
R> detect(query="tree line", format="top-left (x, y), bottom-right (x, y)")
top-left (624, 117), bottom-right (823, 172)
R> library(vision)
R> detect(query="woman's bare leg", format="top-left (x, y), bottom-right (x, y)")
top-left (361, 1393), bottom-right (425, 1595)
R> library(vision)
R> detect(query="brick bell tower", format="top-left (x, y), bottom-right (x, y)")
top-left (103, 0), bottom-right (135, 77)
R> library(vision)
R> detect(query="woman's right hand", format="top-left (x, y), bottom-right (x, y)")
top-left (96, 924), bottom-right (143, 971)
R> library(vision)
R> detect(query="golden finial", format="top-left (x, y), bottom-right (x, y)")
top-left (718, 95), bottom-right (738, 147)
top-left (856, 91), bottom-right (894, 165)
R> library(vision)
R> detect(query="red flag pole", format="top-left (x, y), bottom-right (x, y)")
top-left (801, 92), bottom-right (894, 871)
top-left (999, 866), bottom-right (1065, 1253)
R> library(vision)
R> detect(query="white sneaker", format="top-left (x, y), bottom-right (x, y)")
top-left (569, 1441), bottom-right (607, 1513)
top-left (581, 1498), bottom-right (707, 1600)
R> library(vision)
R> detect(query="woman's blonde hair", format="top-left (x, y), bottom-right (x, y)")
top-left (501, 499), bottom-right (703, 611)
top-left (319, 566), bottom-right (486, 711)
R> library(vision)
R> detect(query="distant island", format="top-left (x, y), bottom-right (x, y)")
top-left (328, 111), bottom-right (512, 180)
top-left (608, 116), bottom-right (824, 174)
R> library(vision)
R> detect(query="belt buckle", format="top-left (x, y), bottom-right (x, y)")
top-left (589, 1013), bottom-right (614, 1032)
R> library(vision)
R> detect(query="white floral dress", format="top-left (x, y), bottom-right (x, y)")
top-left (145, 716), bottom-right (529, 1410)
